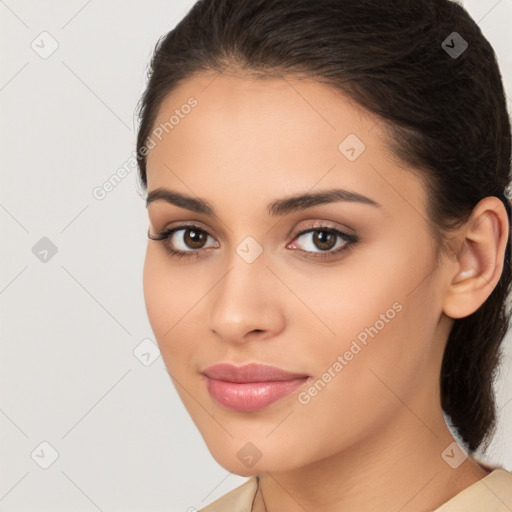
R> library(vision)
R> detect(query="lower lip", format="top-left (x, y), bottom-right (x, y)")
top-left (205, 377), bottom-right (309, 412)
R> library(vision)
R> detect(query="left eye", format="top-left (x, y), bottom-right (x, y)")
top-left (288, 227), bottom-right (357, 258)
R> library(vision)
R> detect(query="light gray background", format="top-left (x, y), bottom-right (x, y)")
top-left (1, 1), bottom-right (511, 511)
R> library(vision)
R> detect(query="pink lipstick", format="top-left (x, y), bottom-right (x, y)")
top-left (202, 363), bottom-right (309, 412)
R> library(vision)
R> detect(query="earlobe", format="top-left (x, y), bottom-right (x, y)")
top-left (442, 197), bottom-right (508, 320)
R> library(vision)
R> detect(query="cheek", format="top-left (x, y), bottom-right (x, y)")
top-left (291, 237), bottom-right (437, 400)
top-left (281, 302), bottom-right (431, 465)
top-left (143, 247), bottom-right (187, 353)
top-left (142, 245), bottom-right (169, 335)
top-left (284, 239), bottom-right (427, 349)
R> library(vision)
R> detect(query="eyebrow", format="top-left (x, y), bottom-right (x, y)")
top-left (145, 187), bottom-right (381, 217)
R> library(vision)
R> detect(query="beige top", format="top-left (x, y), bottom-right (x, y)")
top-left (200, 467), bottom-right (512, 512)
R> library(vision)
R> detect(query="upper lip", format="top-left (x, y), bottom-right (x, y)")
top-left (202, 363), bottom-right (309, 383)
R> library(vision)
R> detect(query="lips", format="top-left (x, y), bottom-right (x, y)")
top-left (202, 363), bottom-right (310, 412)
top-left (203, 362), bottom-right (309, 382)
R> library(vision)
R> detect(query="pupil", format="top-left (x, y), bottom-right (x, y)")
top-left (314, 230), bottom-right (335, 251)
top-left (186, 229), bottom-right (205, 249)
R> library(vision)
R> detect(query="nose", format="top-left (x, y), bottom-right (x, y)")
top-left (207, 247), bottom-right (285, 344)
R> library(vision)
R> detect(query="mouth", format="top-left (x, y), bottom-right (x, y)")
top-left (202, 363), bottom-right (310, 412)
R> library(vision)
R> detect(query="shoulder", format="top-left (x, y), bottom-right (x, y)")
top-left (434, 468), bottom-right (512, 512)
top-left (199, 477), bottom-right (259, 512)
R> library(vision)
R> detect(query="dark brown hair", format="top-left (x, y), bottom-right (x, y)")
top-left (135, 0), bottom-right (512, 453)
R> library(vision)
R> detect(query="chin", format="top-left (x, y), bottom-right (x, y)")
top-left (204, 438), bottom-right (299, 476)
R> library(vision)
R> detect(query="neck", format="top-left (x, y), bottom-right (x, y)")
top-left (254, 403), bottom-right (490, 512)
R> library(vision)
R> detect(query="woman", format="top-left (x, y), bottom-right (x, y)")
top-left (135, 0), bottom-right (512, 510)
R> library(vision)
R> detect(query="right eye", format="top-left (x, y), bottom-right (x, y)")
top-left (148, 224), bottom-right (219, 259)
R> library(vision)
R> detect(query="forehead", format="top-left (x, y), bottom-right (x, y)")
top-left (148, 71), bottom-right (378, 152)
top-left (145, 71), bottom-right (427, 220)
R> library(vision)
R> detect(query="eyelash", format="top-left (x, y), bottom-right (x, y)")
top-left (147, 224), bottom-right (358, 261)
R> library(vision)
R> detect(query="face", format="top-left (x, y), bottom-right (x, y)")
top-left (142, 71), bottom-right (452, 476)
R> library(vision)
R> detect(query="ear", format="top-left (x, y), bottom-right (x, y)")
top-left (443, 196), bottom-right (509, 319)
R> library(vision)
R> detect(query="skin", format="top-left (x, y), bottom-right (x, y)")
top-left (142, 70), bottom-right (508, 511)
